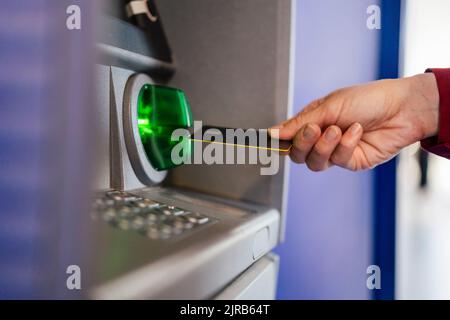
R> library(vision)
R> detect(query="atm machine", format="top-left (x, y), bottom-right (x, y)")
top-left (87, 0), bottom-right (293, 299)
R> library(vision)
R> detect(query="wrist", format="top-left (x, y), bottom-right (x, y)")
top-left (406, 73), bottom-right (440, 139)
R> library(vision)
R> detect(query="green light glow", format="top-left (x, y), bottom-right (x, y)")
top-left (137, 84), bottom-right (193, 171)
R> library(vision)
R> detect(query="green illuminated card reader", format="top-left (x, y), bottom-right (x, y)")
top-left (136, 84), bottom-right (193, 171)
top-left (123, 73), bottom-right (193, 186)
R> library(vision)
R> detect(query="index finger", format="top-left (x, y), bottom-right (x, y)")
top-left (269, 99), bottom-right (326, 140)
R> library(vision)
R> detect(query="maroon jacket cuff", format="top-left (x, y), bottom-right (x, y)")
top-left (420, 68), bottom-right (450, 159)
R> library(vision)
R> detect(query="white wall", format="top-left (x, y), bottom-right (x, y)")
top-left (397, 0), bottom-right (450, 300)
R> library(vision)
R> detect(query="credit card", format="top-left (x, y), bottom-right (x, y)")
top-left (189, 126), bottom-right (292, 153)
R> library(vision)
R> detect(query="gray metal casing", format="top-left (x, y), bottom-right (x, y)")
top-left (89, 0), bottom-right (293, 299)
top-left (156, 0), bottom-right (293, 241)
top-left (214, 253), bottom-right (279, 300)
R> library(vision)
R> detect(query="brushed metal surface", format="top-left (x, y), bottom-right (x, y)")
top-left (214, 253), bottom-right (279, 300)
top-left (155, 0), bottom-right (293, 241)
top-left (89, 186), bottom-right (280, 299)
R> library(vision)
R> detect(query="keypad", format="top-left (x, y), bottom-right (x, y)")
top-left (92, 190), bottom-right (212, 240)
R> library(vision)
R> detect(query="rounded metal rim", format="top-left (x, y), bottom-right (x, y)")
top-left (123, 73), bottom-right (167, 185)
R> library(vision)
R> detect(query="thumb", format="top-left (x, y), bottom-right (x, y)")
top-left (269, 99), bottom-right (327, 140)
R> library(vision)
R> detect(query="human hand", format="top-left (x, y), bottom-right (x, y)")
top-left (270, 73), bottom-right (439, 171)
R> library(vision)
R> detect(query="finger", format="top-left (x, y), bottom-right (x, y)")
top-left (269, 99), bottom-right (326, 140)
top-left (305, 125), bottom-right (342, 171)
top-left (290, 123), bottom-right (321, 163)
top-left (330, 123), bottom-right (363, 170)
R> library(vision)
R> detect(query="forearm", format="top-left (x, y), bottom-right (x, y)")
top-left (406, 72), bottom-right (439, 139)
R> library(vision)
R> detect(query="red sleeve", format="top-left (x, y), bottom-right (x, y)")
top-left (420, 68), bottom-right (450, 159)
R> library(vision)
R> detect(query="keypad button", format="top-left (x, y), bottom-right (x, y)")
top-left (118, 219), bottom-right (130, 230)
top-left (102, 209), bottom-right (117, 222)
top-left (134, 198), bottom-right (159, 208)
top-left (146, 227), bottom-right (160, 240)
top-left (131, 216), bottom-right (145, 230)
top-left (117, 206), bottom-right (134, 218)
top-left (183, 212), bottom-right (209, 225)
top-left (196, 217), bottom-right (209, 225)
top-left (146, 213), bottom-right (159, 224)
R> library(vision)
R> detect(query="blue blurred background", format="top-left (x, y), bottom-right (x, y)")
top-left (0, 0), bottom-right (94, 299)
top-left (275, 0), bottom-right (396, 299)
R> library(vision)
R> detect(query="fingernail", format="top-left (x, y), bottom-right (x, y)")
top-left (269, 124), bottom-right (284, 130)
top-left (350, 123), bottom-right (362, 135)
top-left (325, 127), bottom-right (338, 141)
top-left (268, 127), bottom-right (281, 137)
top-left (303, 124), bottom-right (316, 140)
